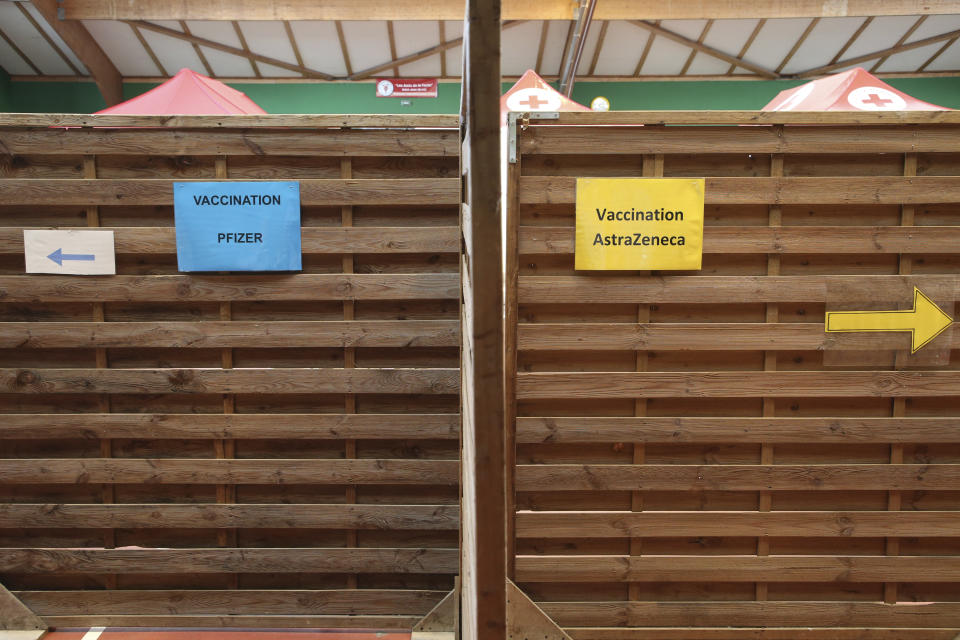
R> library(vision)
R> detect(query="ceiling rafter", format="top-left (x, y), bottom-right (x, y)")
top-left (283, 21), bottom-right (305, 72)
top-left (557, 20), bottom-right (575, 77)
top-left (14, 2), bottom-right (81, 75)
top-left (232, 21), bottom-right (261, 77)
top-left (438, 21), bottom-right (447, 77)
top-left (126, 20), bottom-right (335, 80)
top-left (386, 21), bottom-right (400, 77)
top-left (0, 22), bottom-right (43, 75)
top-left (129, 22), bottom-right (168, 76)
top-left (775, 17), bottom-right (819, 74)
top-left (727, 19), bottom-right (766, 75)
top-left (587, 20), bottom-right (609, 77)
top-left (630, 20), bottom-right (779, 79)
top-left (633, 19), bottom-right (659, 76)
top-left (680, 19), bottom-right (714, 76)
top-left (335, 21), bottom-right (353, 77)
top-left (180, 20), bottom-right (215, 76)
top-left (796, 26), bottom-right (960, 77)
top-left (870, 15), bottom-right (927, 72)
top-left (534, 21), bottom-right (549, 74)
top-left (827, 16), bottom-right (873, 66)
top-left (28, 0), bottom-right (123, 105)
top-left (918, 34), bottom-right (960, 72)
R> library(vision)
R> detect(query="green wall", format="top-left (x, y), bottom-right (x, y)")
top-left (5, 76), bottom-right (960, 114)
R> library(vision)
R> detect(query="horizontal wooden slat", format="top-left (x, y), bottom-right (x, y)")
top-left (518, 275), bottom-right (956, 304)
top-left (0, 504), bottom-right (459, 529)
top-left (0, 547), bottom-right (458, 574)
top-left (0, 413), bottom-right (459, 440)
top-left (17, 588), bottom-right (445, 615)
top-left (0, 273), bottom-right (460, 302)
top-left (519, 176), bottom-right (960, 205)
top-left (0, 367), bottom-right (458, 394)
top-left (516, 511), bottom-right (960, 538)
top-left (541, 601), bottom-right (960, 628)
top-left (520, 125), bottom-right (960, 155)
top-left (38, 615), bottom-right (419, 629)
top-left (0, 227), bottom-right (460, 255)
top-left (0, 178), bottom-right (459, 206)
top-left (0, 113), bottom-right (460, 128)
top-left (0, 128), bottom-right (459, 156)
top-left (547, 111), bottom-right (960, 125)
top-left (517, 464), bottom-right (960, 491)
top-left (566, 628), bottom-right (960, 640)
top-left (0, 459), bottom-right (458, 484)
top-left (516, 555), bottom-right (960, 582)
top-left (516, 416), bottom-right (960, 443)
top-left (517, 371), bottom-right (960, 399)
top-left (518, 226), bottom-right (960, 255)
top-left (0, 320), bottom-right (459, 348)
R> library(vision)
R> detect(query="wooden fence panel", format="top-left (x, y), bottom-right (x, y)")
top-left (506, 114), bottom-right (960, 639)
top-left (0, 115), bottom-right (460, 628)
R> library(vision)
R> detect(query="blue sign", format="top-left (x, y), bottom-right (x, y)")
top-left (174, 181), bottom-right (301, 272)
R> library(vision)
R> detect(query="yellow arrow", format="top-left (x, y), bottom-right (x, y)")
top-left (825, 287), bottom-right (953, 354)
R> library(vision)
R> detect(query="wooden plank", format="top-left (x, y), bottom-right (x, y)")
top-left (519, 125), bottom-right (960, 155)
top-left (515, 416), bottom-right (960, 444)
top-left (515, 511), bottom-right (960, 538)
top-left (519, 176), bottom-right (960, 205)
top-left (60, 0), bottom-right (960, 20)
top-left (517, 275), bottom-right (957, 304)
top-left (0, 367), bottom-right (459, 395)
top-left (412, 581), bottom-right (459, 633)
top-left (0, 113), bottom-right (460, 128)
top-left (517, 322), bottom-right (957, 351)
top-left (0, 320), bottom-right (460, 348)
top-left (0, 273), bottom-right (460, 302)
top-left (17, 589), bottom-right (446, 615)
top-left (0, 458), bottom-right (459, 485)
top-left (0, 583), bottom-right (45, 631)
top-left (515, 555), bottom-right (960, 583)
top-left (516, 464), bottom-right (960, 491)
top-left (0, 227), bottom-right (460, 255)
top-left (0, 413), bottom-right (460, 440)
top-left (0, 178), bottom-right (459, 206)
top-left (0, 548), bottom-right (458, 574)
top-left (0, 127), bottom-right (458, 156)
top-left (518, 226), bottom-right (960, 255)
top-left (540, 601), bottom-right (960, 628)
top-left (0, 503), bottom-right (459, 529)
top-left (506, 579), bottom-right (571, 640)
top-left (566, 630), bottom-right (960, 640)
top-left (40, 615), bottom-right (419, 629)
top-left (546, 111), bottom-right (960, 125)
top-left (517, 371), bottom-right (960, 399)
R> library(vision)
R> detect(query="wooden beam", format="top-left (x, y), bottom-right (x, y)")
top-left (632, 19), bottom-right (658, 76)
top-left (28, 0), bottom-right (122, 105)
top-left (630, 20), bottom-right (780, 79)
top-left (181, 20), bottom-right (215, 76)
top-left (727, 18), bottom-right (765, 74)
top-left (587, 20), bottom-right (608, 76)
top-left (797, 27), bottom-right (960, 77)
top-left (387, 21), bottom-right (400, 76)
top-left (61, 0), bottom-right (960, 21)
top-left (232, 20), bottom-right (261, 77)
top-left (126, 20), bottom-right (335, 80)
top-left (129, 21), bottom-right (168, 76)
top-left (870, 15), bottom-right (927, 72)
top-left (506, 580), bottom-right (571, 640)
top-left (0, 23), bottom-right (43, 75)
top-left (14, 2), bottom-right (81, 75)
top-left (679, 19), bottom-right (713, 76)
top-left (828, 15), bottom-right (873, 65)
top-left (335, 21), bottom-right (353, 76)
top-left (0, 582), bottom-right (45, 632)
top-left (775, 17), bottom-right (818, 73)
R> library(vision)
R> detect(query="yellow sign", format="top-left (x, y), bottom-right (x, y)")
top-left (825, 287), bottom-right (953, 354)
top-left (575, 178), bottom-right (705, 271)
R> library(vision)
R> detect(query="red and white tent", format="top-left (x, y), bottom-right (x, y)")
top-left (763, 67), bottom-right (950, 112)
top-left (500, 69), bottom-right (590, 123)
top-left (96, 68), bottom-right (266, 115)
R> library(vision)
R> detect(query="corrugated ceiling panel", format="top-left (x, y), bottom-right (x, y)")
top-left (540, 20), bottom-right (571, 76)
top-left (82, 19), bottom-right (159, 77)
top-left (779, 17), bottom-right (867, 76)
top-left (502, 20), bottom-right (542, 76)
top-left (0, 3), bottom-right (75, 75)
top-left (591, 21), bottom-right (649, 76)
top-left (340, 21), bottom-right (392, 76)
top-left (289, 21), bottom-right (348, 77)
top-left (687, 18), bottom-right (759, 75)
top-left (393, 20), bottom-right (441, 77)
top-left (185, 20), bottom-right (258, 77)
top-left (140, 20), bottom-right (207, 77)
top-left (742, 17), bottom-right (816, 75)
top-left (19, 3), bottom-right (87, 73)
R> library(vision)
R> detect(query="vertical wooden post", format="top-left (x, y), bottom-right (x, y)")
top-left (504, 154), bottom-right (520, 582)
top-left (460, 0), bottom-right (505, 637)
top-left (214, 155), bottom-right (238, 590)
top-left (84, 154), bottom-right (116, 591)
top-left (341, 157), bottom-right (359, 590)
top-left (757, 147), bottom-right (783, 602)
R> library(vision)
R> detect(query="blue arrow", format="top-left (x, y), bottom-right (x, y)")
top-left (47, 248), bottom-right (96, 266)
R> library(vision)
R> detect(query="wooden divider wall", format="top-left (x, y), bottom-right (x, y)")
top-left (505, 112), bottom-right (960, 639)
top-left (0, 114), bottom-right (461, 629)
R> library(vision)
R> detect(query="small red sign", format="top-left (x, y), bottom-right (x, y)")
top-left (375, 78), bottom-right (438, 98)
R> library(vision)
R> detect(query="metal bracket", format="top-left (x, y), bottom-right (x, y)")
top-left (507, 111), bottom-right (559, 164)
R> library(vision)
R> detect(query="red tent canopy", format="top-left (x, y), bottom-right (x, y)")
top-left (500, 69), bottom-right (590, 124)
top-left (763, 67), bottom-right (950, 112)
top-left (96, 68), bottom-right (266, 115)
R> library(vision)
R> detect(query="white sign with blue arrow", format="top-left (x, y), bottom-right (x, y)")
top-left (23, 229), bottom-right (116, 275)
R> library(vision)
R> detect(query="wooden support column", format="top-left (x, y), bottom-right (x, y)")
top-left (214, 155), bottom-right (238, 590)
top-left (885, 152), bottom-right (916, 605)
top-left (504, 148), bottom-right (520, 582)
top-left (459, 0), bottom-right (505, 636)
top-left (757, 148), bottom-right (783, 602)
top-left (341, 157), bottom-right (359, 590)
top-left (84, 154), bottom-right (116, 591)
